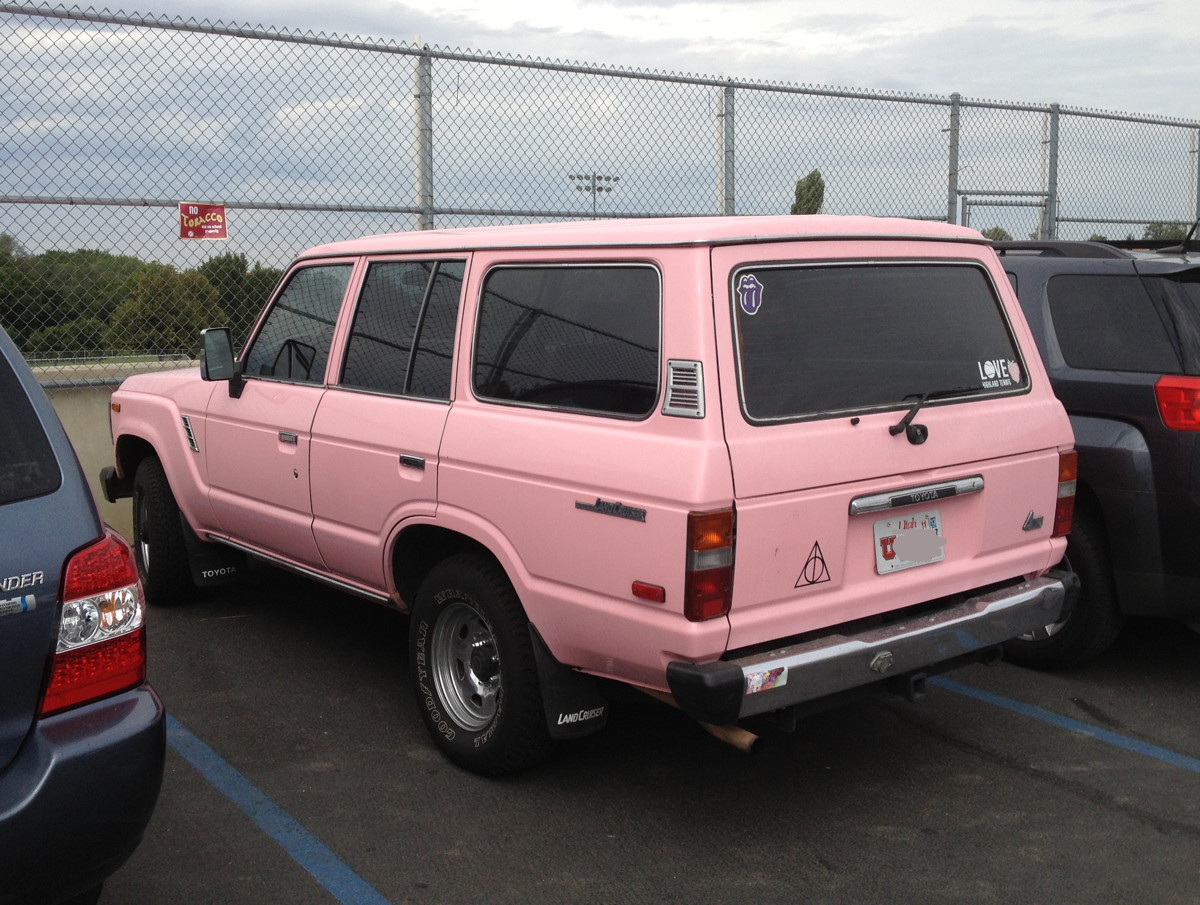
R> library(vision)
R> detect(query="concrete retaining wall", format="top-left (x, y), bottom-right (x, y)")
top-left (46, 384), bottom-right (133, 541)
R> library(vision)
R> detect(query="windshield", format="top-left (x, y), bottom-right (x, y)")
top-left (731, 261), bottom-right (1026, 422)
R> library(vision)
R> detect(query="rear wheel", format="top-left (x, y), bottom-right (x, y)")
top-left (132, 456), bottom-right (193, 606)
top-left (1004, 511), bottom-right (1124, 668)
top-left (409, 553), bottom-right (553, 775)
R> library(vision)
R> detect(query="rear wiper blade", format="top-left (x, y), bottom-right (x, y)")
top-left (889, 386), bottom-right (976, 442)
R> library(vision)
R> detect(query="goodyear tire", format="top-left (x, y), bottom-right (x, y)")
top-left (409, 553), bottom-right (553, 775)
top-left (132, 456), bottom-right (193, 606)
top-left (1004, 510), bottom-right (1124, 669)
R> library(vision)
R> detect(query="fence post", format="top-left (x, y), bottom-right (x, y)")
top-left (1041, 104), bottom-right (1060, 239)
top-left (415, 48), bottom-right (435, 230)
top-left (946, 93), bottom-right (960, 225)
top-left (718, 82), bottom-right (735, 215)
top-left (1193, 127), bottom-right (1200, 221)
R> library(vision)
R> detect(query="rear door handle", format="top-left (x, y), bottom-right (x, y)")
top-left (399, 454), bottom-right (425, 470)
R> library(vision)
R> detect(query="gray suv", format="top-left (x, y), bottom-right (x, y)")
top-left (997, 238), bottom-right (1200, 666)
top-left (0, 325), bottom-right (164, 905)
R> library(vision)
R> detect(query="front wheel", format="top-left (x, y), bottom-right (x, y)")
top-left (132, 456), bottom-right (193, 606)
top-left (409, 553), bottom-right (553, 775)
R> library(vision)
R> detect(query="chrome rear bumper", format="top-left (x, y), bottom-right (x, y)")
top-left (667, 572), bottom-right (1074, 725)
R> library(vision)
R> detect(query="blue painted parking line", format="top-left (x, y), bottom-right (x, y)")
top-left (932, 676), bottom-right (1200, 774)
top-left (166, 715), bottom-right (392, 905)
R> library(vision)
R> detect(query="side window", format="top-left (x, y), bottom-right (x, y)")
top-left (0, 354), bottom-right (61, 505)
top-left (473, 265), bottom-right (660, 417)
top-left (243, 264), bottom-right (352, 384)
top-left (1047, 274), bottom-right (1181, 373)
top-left (340, 260), bottom-right (464, 400)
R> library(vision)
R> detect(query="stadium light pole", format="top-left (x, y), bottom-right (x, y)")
top-left (569, 173), bottom-right (620, 218)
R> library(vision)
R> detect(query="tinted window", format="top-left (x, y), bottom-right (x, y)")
top-left (733, 263), bottom-right (1025, 421)
top-left (0, 354), bottom-right (61, 505)
top-left (341, 260), bottom-right (463, 400)
top-left (243, 264), bottom-right (352, 383)
top-left (1048, 274), bottom-right (1181, 373)
top-left (473, 266), bottom-right (660, 417)
top-left (1155, 274), bottom-right (1200, 374)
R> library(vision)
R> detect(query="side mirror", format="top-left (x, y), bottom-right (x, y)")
top-left (200, 327), bottom-right (244, 397)
top-left (200, 327), bottom-right (235, 380)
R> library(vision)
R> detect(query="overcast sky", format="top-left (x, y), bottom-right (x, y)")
top-left (140, 0), bottom-right (1200, 121)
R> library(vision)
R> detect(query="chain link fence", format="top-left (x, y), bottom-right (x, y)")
top-left (3, 3), bottom-right (1199, 385)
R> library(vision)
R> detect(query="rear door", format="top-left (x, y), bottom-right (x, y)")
top-left (710, 239), bottom-right (1073, 651)
top-left (309, 258), bottom-right (466, 591)
top-left (0, 333), bottom-right (103, 768)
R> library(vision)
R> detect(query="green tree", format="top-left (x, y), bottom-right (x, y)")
top-left (1, 247), bottom-right (147, 351)
top-left (981, 226), bottom-right (1013, 241)
top-left (790, 170), bottom-right (825, 215)
top-left (1143, 222), bottom-right (1187, 241)
top-left (0, 233), bottom-right (26, 261)
top-left (197, 252), bottom-right (282, 347)
top-left (26, 317), bottom-right (107, 361)
top-left (105, 265), bottom-right (223, 357)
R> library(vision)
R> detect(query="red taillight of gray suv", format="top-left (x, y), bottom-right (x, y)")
top-left (39, 527), bottom-right (147, 716)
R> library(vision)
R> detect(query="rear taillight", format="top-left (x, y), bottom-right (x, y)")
top-left (1155, 376), bottom-right (1200, 431)
top-left (1053, 450), bottom-right (1077, 538)
top-left (39, 528), bottom-right (147, 717)
top-left (684, 507), bottom-right (735, 622)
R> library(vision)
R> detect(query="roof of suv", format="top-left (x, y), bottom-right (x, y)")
top-left (995, 239), bottom-right (1200, 273)
top-left (303, 215), bottom-right (989, 258)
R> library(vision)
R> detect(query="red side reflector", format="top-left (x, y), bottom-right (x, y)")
top-left (632, 581), bottom-right (666, 603)
top-left (1155, 376), bottom-right (1200, 431)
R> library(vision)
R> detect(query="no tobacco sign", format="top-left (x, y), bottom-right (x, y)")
top-left (178, 202), bottom-right (228, 240)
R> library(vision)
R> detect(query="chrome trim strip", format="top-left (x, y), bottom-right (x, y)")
top-left (848, 475), bottom-right (984, 515)
top-left (204, 536), bottom-right (392, 605)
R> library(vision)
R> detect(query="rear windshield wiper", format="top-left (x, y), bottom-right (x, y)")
top-left (889, 386), bottom-right (977, 444)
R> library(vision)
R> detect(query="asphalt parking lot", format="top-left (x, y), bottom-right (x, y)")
top-left (103, 563), bottom-right (1200, 905)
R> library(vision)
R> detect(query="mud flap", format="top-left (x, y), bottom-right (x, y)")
top-left (530, 626), bottom-right (609, 740)
top-left (180, 516), bottom-right (246, 587)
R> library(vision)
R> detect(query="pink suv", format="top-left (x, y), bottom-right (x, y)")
top-left (102, 216), bottom-right (1078, 774)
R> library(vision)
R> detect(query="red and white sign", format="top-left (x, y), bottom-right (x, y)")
top-left (178, 202), bottom-right (228, 240)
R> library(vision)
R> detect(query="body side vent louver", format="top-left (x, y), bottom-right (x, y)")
top-left (181, 414), bottom-right (199, 452)
top-left (662, 359), bottom-right (705, 418)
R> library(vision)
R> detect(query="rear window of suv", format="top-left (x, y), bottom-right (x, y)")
top-left (0, 354), bottom-right (61, 505)
top-left (732, 261), bottom-right (1026, 421)
top-left (1047, 274), bottom-right (1183, 373)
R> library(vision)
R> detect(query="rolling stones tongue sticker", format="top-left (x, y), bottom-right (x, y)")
top-left (737, 273), bottom-right (765, 315)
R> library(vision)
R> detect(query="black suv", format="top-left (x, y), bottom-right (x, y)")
top-left (995, 237), bottom-right (1200, 667)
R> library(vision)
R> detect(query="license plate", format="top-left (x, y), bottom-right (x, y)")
top-left (874, 509), bottom-right (946, 574)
